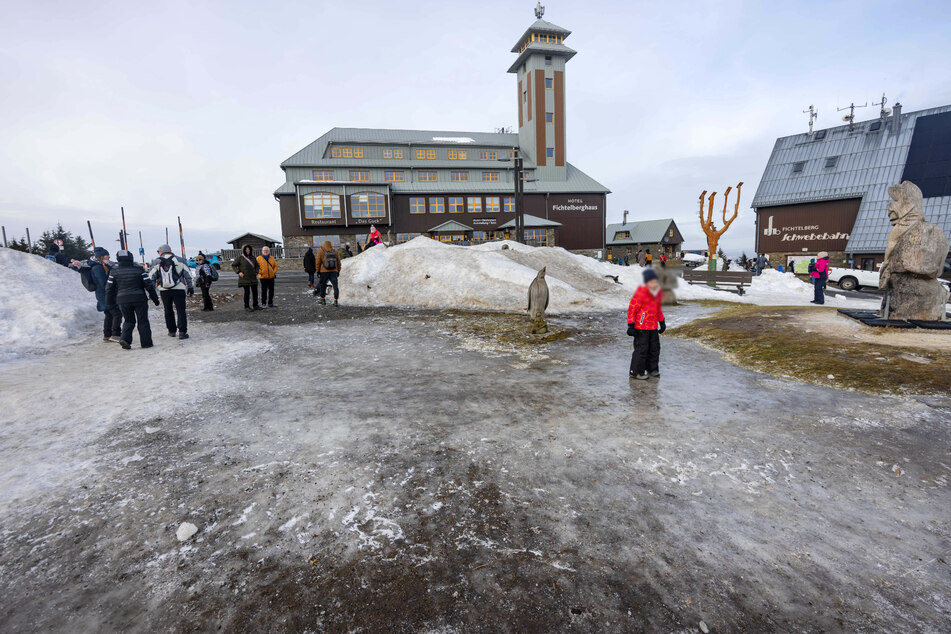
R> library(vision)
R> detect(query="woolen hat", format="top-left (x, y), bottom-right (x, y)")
top-left (158, 244), bottom-right (173, 254)
top-left (817, 251), bottom-right (829, 259)
top-left (93, 247), bottom-right (109, 258)
top-left (643, 269), bottom-right (659, 283)
top-left (117, 249), bottom-right (133, 262)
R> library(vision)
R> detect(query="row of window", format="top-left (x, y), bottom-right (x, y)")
top-left (302, 192), bottom-right (386, 219)
top-left (328, 146), bottom-right (508, 161)
top-left (518, 33), bottom-right (565, 54)
top-left (408, 196), bottom-right (515, 214)
top-left (311, 169), bottom-right (504, 183)
top-left (791, 155), bottom-right (840, 173)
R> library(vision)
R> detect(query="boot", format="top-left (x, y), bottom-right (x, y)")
top-left (119, 340), bottom-right (132, 350)
top-left (109, 336), bottom-right (122, 343)
top-left (318, 297), bottom-right (326, 305)
top-left (333, 299), bottom-right (339, 307)
top-left (245, 306), bottom-right (253, 313)
top-left (178, 332), bottom-right (189, 340)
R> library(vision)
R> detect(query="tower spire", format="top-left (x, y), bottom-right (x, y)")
top-left (535, 2), bottom-right (545, 19)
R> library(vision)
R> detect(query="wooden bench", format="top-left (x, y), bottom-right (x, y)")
top-left (682, 269), bottom-right (754, 295)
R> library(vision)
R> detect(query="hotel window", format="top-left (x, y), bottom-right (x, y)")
top-left (351, 192), bottom-right (386, 218)
top-left (330, 147), bottom-right (362, 158)
top-left (409, 197), bottom-right (426, 214)
top-left (397, 233), bottom-right (421, 243)
top-left (467, 196), bottom-right (482, 213)
top-left (545, 55), bottom-right (552, 66)
top-left (448, 149), bottom-right (468, 160)
top-left (546, 148), bottom-right (554, 158)
top-left (302, 193), bottom-right (341, 219)
top-left (418, 170), bottom-right (437, 182)
top-left (428, 197), bottom-right (445, 213)
top-left (545, 112), bottom-right (553, 123)
top-left (472, 231), bottom-right (488, 243)
top-left (485, 196), bottom-right (500, 213)
top-left (482, 171), bottom-right (500, 182)
top-left (382, 148), bottom-right (404, 159)
top-left (312, 235), bottom-right (341, 248)
top-left (448, 197), bottom-right (464, 213)
top-left (436, 234), bottom-right (466, 243)
top-left (349, 170), bottom-right (370, 182)
top-left (312, 169), bottom-right (334, 181)
top-left (384, 170), bottom-right (404, 182)
top-left (451, 171), bottom-right (469, 182)
top-left (525, 229), bottom-right (548, 245)
top-left (503, 196), bottom-right (515, 212)
top-left (479, 150), bottom-right (498, 160)
top-left (416, 148), bottom-right (436, 160)
top-left (545, 78), bottom-right (552, 89)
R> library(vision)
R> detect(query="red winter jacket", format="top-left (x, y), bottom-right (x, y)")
top-left (627, 285), bottom-right (665, 330)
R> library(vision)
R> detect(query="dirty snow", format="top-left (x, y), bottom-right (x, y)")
top-left (0, 249), bottom-right (99, 361)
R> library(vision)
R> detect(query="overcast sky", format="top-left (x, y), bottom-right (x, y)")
top-left (2, 0), bottom-right (950, 256)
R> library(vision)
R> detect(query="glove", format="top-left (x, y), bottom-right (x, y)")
top-left (627, 323), bottom-right (637, 337)
top-left (187, 287), bottom-right (195, 297)
top-left (658, 320), bottom-right (666, 334)
top-left (153, 298), bottom-right (160, 306)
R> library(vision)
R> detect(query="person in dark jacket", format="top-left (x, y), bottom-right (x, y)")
top-left (47, 243), bottom-right (69, 266)
top-left (314, 240), bottom-right (341, 305)
top-left (105, 250), bottom-right (159, 350)
top-left (232, 244), bottom-right (260, 312)
top-left (89, 247), bottom-right (121, 343)
top-left (194, 252), bottom-right (216, 311)
top-left (303, 247), bottom-right (317, 288)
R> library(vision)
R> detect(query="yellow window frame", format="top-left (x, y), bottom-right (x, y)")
top-left (467, 197), bottom-right (482, 213)
top-left (409, 197), bottom-right (426, 214)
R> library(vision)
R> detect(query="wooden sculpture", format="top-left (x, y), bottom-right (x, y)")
top-left (699, 182), bottom-right (743, 269)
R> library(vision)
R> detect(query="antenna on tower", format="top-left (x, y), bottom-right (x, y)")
top-left (803, 105), bottom-right (818, 135)
top-left (534, 2), bottom-right (545, 19)
top-left (873, 92), bottom-right (891, 119)
top-left (837, 101), bottom-right (868, 131)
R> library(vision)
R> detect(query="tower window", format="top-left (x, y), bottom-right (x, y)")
top-left (545, 56), bottom-right (552, 66)
top-left (545, 112), bottom-right (553, 123)
top-left (545, 78), bottom-right (553, 89)
top-left (546, 148), bottom-right (554, 158)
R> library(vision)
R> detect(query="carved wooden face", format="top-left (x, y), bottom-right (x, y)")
top-left (887, 182), bottom-right (923, 227)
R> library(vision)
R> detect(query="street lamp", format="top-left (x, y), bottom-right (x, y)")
top-left (500, 147), bottom-right (534, 244)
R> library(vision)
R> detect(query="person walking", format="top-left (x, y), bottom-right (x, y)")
top-left (88, 247), bottom-right (121, 343)
top-left (627, 269), bottom-right (665, 380)
top-left (194, 252), bottom-right (217, 311)
top-left (303, 247), bottom-right (317, 288)
top-left (810, 251), bottom-right (830, 304)
top-left (645, 249), bottom-right (653, 267)
top-left (637, 250), bottom-right (646, 267)
top-left (623, 253), bottom-right (630, 266)
top-left (151, 244), bottom-right (194, 339)
top-left (105, 250), bottom-right (159, 350)
top-left (232, 244), bottom-right (260, 312)
top-left (755, 254), bottom-right (768, 276)
top-left (314, 240), bottom-right (341, 306)
top-left (256, 246), bottom-right (278, 308)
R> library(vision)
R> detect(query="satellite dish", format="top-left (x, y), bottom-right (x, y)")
top-left (882, 108), bottom-right (892, 116)
top-left (842, 114), bottom-right (854, 122)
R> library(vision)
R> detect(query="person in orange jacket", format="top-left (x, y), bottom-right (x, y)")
top-left (256, 246), bottom-right (279, 308)
top-left (627, 269), bottom-right (665, 380)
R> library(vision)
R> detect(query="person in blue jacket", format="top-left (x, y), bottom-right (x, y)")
top-left (89, 247), bottom-right (121, 343)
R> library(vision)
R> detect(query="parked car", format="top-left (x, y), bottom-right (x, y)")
top-left (186, 254), bottom-right (222, 270)
top-left (828, 267), bottom-right (880, 291)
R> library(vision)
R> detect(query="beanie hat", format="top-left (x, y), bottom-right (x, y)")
top-left (817, 251), bottom-right (829, 259)
top-left (158, 244), bottom-right (172, 254)
top-left (117, 249), bottom-right (133, 263)
top-left (643, 269), bottom-right (659, 283)
top-left (93, 247), bottom-right (109, 258)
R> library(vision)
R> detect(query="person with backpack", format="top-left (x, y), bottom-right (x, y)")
top-left (194, 252), bottom-right (218, 311)
top-left (232, 244), bottom-right (260, 312)
top-left (810, 251), bottom-right (830, 305)
top-left (627, 269), bottom-right (666, 380)
top-left (303, 247), bottom-right (317, 288)
top-left (82, 247), bottom-right (122, 343)
top-left (150, 244), bottom-right (194, 339)
top-left (256, 246), bottom-right (278, 308)
top-left (314, 240), bottom-right (341, 305)
top-left (105, 250), bottom-right (159, 350)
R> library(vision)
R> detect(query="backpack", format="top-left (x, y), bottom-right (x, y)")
top-left (323, 248), bottom-right (338, 271)
top-left (79, 261), bottom-right (97, 292)
top-left (159, 258), bottom-right (182, 287)
top-left (208, 264), bottom-right (219, 282)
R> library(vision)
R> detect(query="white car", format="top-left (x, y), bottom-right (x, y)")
top-left (827, 267), bottom-right (880, 291)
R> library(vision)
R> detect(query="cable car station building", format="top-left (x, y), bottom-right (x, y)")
top-left (274, 8), bottom-right (609, 253)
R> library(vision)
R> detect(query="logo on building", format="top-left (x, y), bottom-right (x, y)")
top-left (763, 216), bottom-right (780, 236)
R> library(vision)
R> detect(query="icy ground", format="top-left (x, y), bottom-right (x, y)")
top-left (0, 291), bottom-right (949, 632)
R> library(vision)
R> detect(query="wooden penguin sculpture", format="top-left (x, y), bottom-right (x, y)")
top-left (528, 266), bottom-right (549, 334)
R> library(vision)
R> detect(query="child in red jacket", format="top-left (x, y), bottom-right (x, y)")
top-left (627, 269), bottom-right (666, 379)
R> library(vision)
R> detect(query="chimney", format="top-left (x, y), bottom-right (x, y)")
top-left (892, 102), bottom-right (902, 134)
top-left (623, 210), bottom-right (629, 225)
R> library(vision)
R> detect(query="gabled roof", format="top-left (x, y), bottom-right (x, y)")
top-left (497, 214), bottom-right (562, 229)
top-left (227, 232), bottom-right (280, 245)
top-left (604, 219), bottom-right (678, 245)
top-left (428, 220), bottom-right (474, 233)
top-left (507, 43), bottom-right (578, 73)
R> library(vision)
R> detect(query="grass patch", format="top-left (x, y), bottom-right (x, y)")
top-left (668, 305), bottom-right (951, 396)
top-left (440, 310), bottom-right (571, 346)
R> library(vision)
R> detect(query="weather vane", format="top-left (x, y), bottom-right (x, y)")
top-left (535, 2), bottom-right (545, 19)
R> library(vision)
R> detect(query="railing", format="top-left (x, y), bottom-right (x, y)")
top-left (220, 246), bottom-right (314, 260)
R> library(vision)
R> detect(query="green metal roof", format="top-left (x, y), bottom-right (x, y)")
top-left (497, 214), bottom-right (562, 229)
top-left (604, 219), bottom-right (679, 246)
top-left (428, 220), bottom-right (474, 233)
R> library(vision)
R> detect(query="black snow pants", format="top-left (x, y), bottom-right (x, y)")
top-left (200, 285), bottom-right (213, 310)
top-left (260, 278), bottom-right (275, 306)
top-left (318, 272), bottom-right (339, 300)
top-left (630, 329), bottom-right (660, 376)
top-left (119, 301), bottom-right (153, 347)
top-left (161, 289), bottom-right (187, 334)
top-left (103, 306), bottom-right (122, 338)
top-left (243, 283), bottom-right (259, 308)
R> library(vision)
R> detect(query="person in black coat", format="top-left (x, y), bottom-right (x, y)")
top-left (90, 247), bottom-right (121, 342)
top-left (105, 250), bottom-right (159, 350)
top-left (303, 247), bottom-right (317, 288)
top-left (47, 243), bottom-right (69, 266)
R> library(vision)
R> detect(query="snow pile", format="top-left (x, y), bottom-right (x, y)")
top-left (0, 249), bottom-right (99, 361)
top-left (337, 237), bottom-right (880, 312)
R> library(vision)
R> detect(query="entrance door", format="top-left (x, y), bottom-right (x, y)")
top-left (861, 258), bottom-right (875, 271)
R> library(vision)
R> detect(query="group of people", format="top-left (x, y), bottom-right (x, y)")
top-left (231, 245), bottom-right (279, 312)
top-left (614, 249), bottom-right (668, 268)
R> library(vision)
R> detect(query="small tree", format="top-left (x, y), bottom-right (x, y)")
top-left (738, 252), bottom-right (749, 269)
top-left (35, 223), bottom-right (92, 260)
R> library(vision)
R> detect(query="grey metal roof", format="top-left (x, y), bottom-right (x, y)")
top-left (227, 232), bottom-right (280, 245)
top-left (428, 220), bottom-right (474, 233)
top-left (507, 43), bottom-right (578, 74)
top-left (605, 219), bottom-right (676, 245)
top-left (497, 214), bottom-right (562, 229)
top-left (751, 103), bottom-right (951, 253)
top-left (511, 19), bottom-right (572, 51)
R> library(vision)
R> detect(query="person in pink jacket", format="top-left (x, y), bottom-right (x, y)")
top-left (810, 251), bottom-right (830, 304)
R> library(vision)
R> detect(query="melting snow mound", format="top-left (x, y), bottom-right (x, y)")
top-left (0, 249), bottom-right (99, 361)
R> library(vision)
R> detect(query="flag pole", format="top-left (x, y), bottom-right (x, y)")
top-left (120, 207), bottom-right (128, 250)
top-left (139, 231), bottom-right (145, 264)
top-left (178, 216), bottom-right (186, 258)
top-left (87, 221), bottom-right (96, 249)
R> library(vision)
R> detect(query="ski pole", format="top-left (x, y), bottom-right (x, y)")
top-left (121, 207), bottom-right (128, 250)
top-left (139, 231), bottom-right (145, 264)
top-left (88, 221), bottom-right (96, 248)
